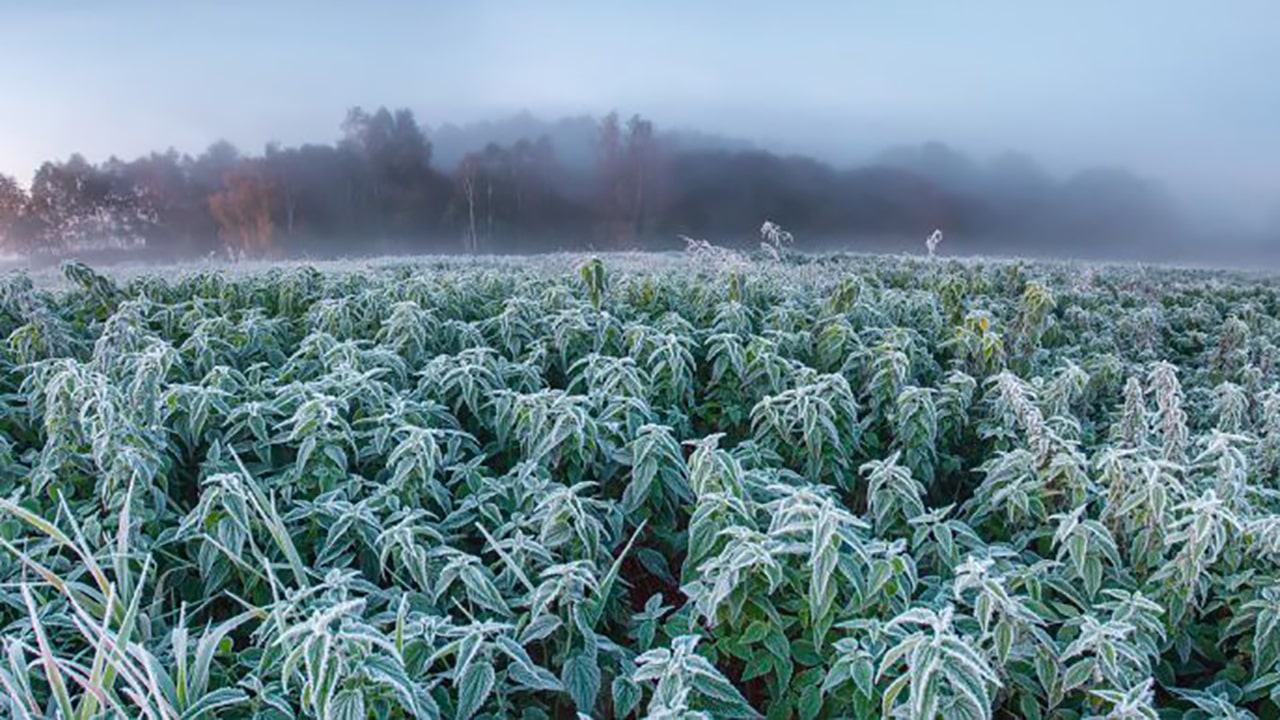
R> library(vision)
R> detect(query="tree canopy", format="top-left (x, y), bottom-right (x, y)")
top-left (0, 107), bottom-right (1187, 262)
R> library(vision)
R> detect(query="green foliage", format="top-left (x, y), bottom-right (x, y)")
top-left (4, 252), bottom-right (1280, 719)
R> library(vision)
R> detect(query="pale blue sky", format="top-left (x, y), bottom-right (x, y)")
top-left (1, 1), bottom-right (1277, 224)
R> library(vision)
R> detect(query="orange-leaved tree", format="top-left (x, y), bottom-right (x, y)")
top-left (209, 161), bottom-right (274, 258)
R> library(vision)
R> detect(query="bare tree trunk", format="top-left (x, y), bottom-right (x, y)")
top-left (463, 174), bottom-right (477, 253)
top-left (632, 161), bottom-right (645, 239)
top-left (515, 168), bottom-right (524, 216)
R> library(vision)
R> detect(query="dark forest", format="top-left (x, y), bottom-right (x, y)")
top-left (0, 107), bottom-right (1220, 263)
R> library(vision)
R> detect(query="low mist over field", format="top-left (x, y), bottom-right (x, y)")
top-left (0, 1), bottom-right (1276, 263)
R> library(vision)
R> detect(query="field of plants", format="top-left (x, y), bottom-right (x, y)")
top-left (2, 250), bottom-right (1280, 719)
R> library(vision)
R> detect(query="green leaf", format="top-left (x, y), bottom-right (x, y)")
top-left (562, 653), bottom-right (601, 713)
top-left (852, 657), bottom-right (875, 698)
top-left (22, 586), bottom-right (75, 720)
top-left (764, 628), bottom-right (791, 665)
top-left (994, 620), bottom-right (1014, 664)
top-left (882, 673), bottom-right (909, 717)
top-left (328, 689), bottom-right (366, 720)
top-left (456, 659), bottom-right (496, 720)
top-left (687, 659), bottom-right (760, 718)
top-left (1061, 658), bottom-right (1096, 693)
top-left (1017, 691), bottom-right (1043, 720)
top-left (741, 621), bottom-right (771, 644)
top-left (790, 638), bottom-right (822, 666)
top-left (741, 653), bottom-right (774, 682)
top-left (181, 689), bottom-right (250, 720)
top-left (1083, 556), bottom-right (1103, 597)
top-left (636, 547), bottom-right (677, 585)
top-left (797, 683), bottom-right (823, 720)
top-left (612, 675), bottom-right (641, 719)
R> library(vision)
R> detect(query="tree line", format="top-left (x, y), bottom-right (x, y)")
top-left (0, 107), bottom-right (1185, 261)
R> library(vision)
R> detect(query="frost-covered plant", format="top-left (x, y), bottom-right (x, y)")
top-left (1148, 361), bottom-right (1189, 464)
top-left (926, 229), bottom-right (943, 258)
top-left (4, 252), bottom-right (1280, 720)
top-left (760, 220), bottom-right (794, 260)
top-left (877, 605), bottom-right (1001, 720)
